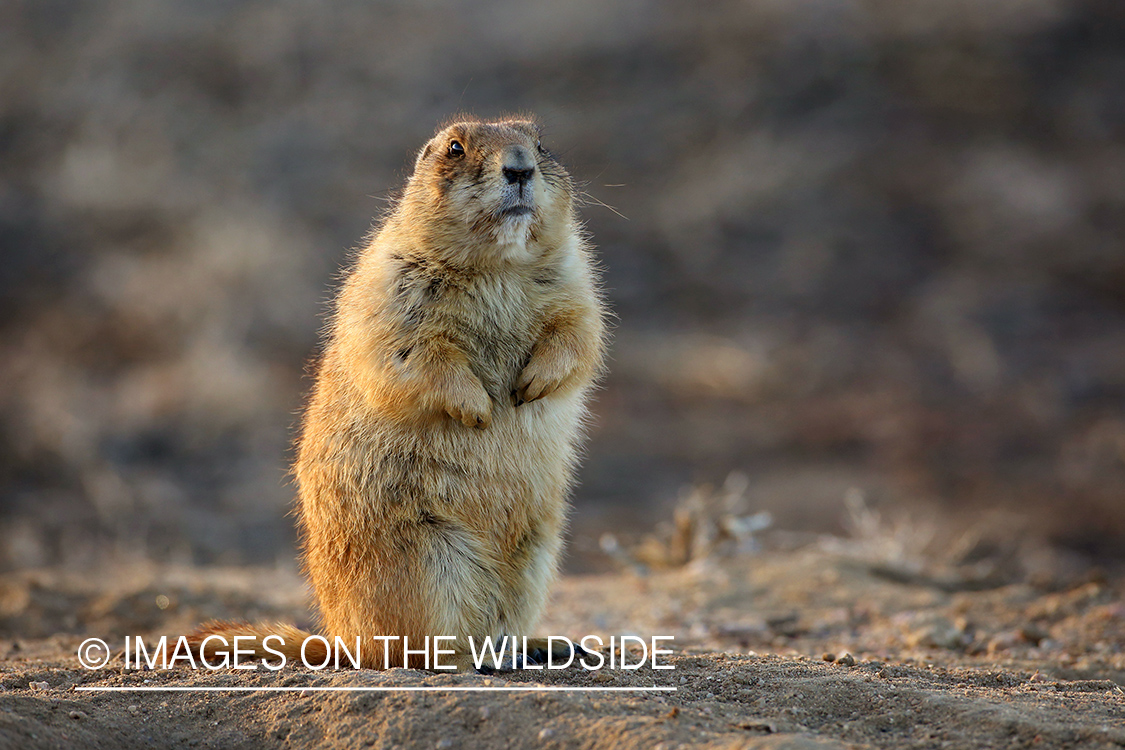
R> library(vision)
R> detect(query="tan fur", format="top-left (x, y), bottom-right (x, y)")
top-left (189, 117), bottom-right (607, 671)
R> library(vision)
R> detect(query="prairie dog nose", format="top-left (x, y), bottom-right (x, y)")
top-left (501, 145), bottom-right (535, 185)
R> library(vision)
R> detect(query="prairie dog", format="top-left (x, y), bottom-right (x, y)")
top-left (192, 117), bottom-right (607, 670)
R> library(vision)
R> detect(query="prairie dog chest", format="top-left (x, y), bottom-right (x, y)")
top-left (457, 274), bottom-right (542, 398)
top-left (396, 264), bottom-right (545, 400)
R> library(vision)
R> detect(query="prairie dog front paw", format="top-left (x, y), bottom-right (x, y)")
top-left (514, 350), bottom-right (572, 406)
top-left (444, 371), bottom-right (493, 428)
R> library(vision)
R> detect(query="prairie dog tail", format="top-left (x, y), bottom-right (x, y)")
top-left (186, 621), bottom-right (330, 668)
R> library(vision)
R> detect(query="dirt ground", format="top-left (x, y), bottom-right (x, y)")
top-left (1, 530), bottom-right (1122, 750)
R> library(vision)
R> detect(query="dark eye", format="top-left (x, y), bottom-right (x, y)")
top-left (448, 140), bottom-right (465, 157)
top-left (536, 140), bottom-right (547, 155)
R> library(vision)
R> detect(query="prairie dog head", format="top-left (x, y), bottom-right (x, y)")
top-left (403, 118), bottom-right (575, 262)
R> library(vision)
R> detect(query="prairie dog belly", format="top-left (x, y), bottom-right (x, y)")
top-left (402, 387), bottom-right (588, 524)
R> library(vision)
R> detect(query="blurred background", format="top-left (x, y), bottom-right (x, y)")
top-left (1, 0), bottom-right (1123, 574)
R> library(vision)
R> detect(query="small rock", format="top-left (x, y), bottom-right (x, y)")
top-left (822, 652), bottom-right (836, 662)
top-left (68, 710), bottom-right (86, 720)
top-left (905, 616), bottom-right (965, 650)
top-left (538, 728), bottom-right (556, 741)
top-left (435, 739), bottom-right (455, 749)
top-left (127, 705), bottom-right (140, 715)
top-left (987, 631), bottom-right (1022, 655)
top-left (28, 681), bottom-right (49, 691)
top-left (836, 653), bottom-right (856, 667)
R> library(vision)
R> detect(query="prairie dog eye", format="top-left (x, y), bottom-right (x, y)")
top-left (448, 140), bottom-right (465, 157)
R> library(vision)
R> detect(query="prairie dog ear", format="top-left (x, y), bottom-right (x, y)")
top-left (414, 141), bottom-right (434, 172)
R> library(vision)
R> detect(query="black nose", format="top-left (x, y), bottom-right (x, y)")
top-left (503, 166), bottom-right (534, 185)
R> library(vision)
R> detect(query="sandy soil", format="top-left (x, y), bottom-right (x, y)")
top-left (1, 536), bottom-right (1123, 750)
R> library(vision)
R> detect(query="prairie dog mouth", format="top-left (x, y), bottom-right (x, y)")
top-left (493, 198), bottom-right (535, 252)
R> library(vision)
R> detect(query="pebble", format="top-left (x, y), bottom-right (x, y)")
top-left (836, 653), bottom-right (856, 667)
top-left (28, 681), bottom-right (49, 691)
top-left (68, 711), bottom-right (86, 720)
top-left (128, 705), bottom-right (140, 715)
top-left (906, 616), bottom-right (965, 650)
top-left (538, 728), bottom-right (556, 740)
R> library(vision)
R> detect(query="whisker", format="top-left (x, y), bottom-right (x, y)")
top-left (578, 190), bottom-right (628, 220)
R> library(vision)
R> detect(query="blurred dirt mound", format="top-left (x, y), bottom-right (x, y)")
top-left (2, 0), bottom-right (1125, 570)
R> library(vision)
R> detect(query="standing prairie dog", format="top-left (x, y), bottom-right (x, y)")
top-left (191, 117), bottom-right (607, 671)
